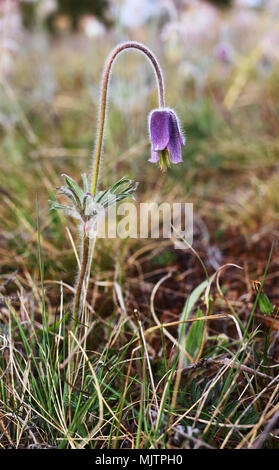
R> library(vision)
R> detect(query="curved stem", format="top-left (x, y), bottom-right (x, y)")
top-left (90, 41), bottom-right (165, 196)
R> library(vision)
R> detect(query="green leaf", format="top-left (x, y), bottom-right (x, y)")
top-left (58, 186), bottom-right (79, 205)
top-left (81, 173), bottom-right (89, 193)
top-left (185, 307), bottom-right (204, 363)
top-left (178, 280), bottom-right (208, 366)
top-left (179, 280), bottom-right (208, 333)
top-left (49, 200), bottom-right (71, 212)
top-left (259, 292), bottom-right (274, 316)
top-left (62, 174), bottom-right (84, 205)
top-left (95, 188), bottom-right (110, 203)
top-left (110, 177), bottom-right (131, 192)
top-left (95, 177), bottom-right (138, 208)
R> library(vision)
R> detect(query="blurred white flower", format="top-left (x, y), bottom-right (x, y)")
top-left (118, 0), bottom-right (160, 28)
top-left (229, 7), bottom-right (262, 48)
top-left (161, 1), bottom-right (220, 48)
top-left (80, 15), bottom-right (105, 38)
top-left (267, 0), bottom-right (279, 14)
top-left (260, 30), bottom-right (279, 62)
top-left (37, 0), bottom-right (57, 20)
top-left (0, 0), bottom-right (23, 76)
top-left (234, 0), bottom-right (265, 7)
top-left (180, 3), bottom-right (220, 43)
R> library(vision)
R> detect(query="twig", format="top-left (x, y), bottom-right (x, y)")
top-left (252, 411), bottom-right (279, 449)
top-left (181, 356), bottom-right (279, 382)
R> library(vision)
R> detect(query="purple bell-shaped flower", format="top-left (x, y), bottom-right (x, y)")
top-left (149, 108), bottom-right (185, 171)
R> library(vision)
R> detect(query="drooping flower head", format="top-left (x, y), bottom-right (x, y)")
top-left (149, 108), bottom-right (185, 172)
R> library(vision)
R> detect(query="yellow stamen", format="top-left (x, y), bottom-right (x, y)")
top-left (159, 149), bottom-right (171, 173)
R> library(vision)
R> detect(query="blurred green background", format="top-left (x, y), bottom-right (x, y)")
top-left (0, 0), bottom-right (279, 292)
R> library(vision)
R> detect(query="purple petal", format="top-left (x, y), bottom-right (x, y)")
top-left (169, 110), bottom-right (186, 146)
top-left (167, 140), bottom-right (182, 164)
top-left (179, 133), bottom-right (186, 146)
top-left (148, 148), bottom-right (159, 163)
top-left (149, 110), bottom-right (170, 151)
top-left (167, 112), bottom-right (183, 163)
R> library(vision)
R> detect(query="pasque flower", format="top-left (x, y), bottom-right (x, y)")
top-left (51, 41), bottom-right (176, 331)
top-left (149, 109), bottom-right (185, 171)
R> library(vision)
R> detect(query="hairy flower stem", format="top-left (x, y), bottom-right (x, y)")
top-left (90, 41), bottom-right (165, 197)
top-left (72, 233), bottom-right (90, 333)
top-left (72, 42), bottom-right (165, 330)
